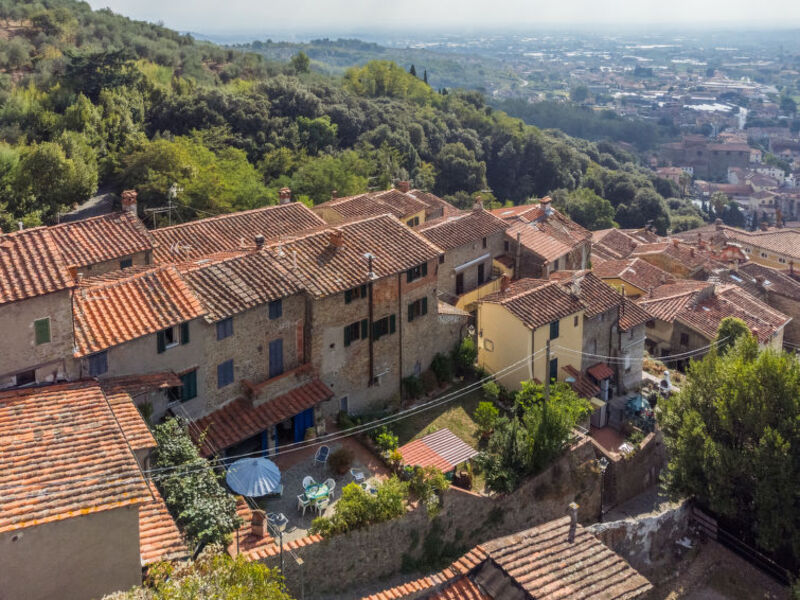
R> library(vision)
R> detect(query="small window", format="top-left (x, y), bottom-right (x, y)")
top-left (344, 285), bottom-right (368, 304)
top-left (88, 351), bottom-right (108, 377)
top-left (15, 369), bottom-right (35, 386)
top-left (119, 257), bottom-right (133, 269)
top-left (340, 396), bottom-right (349, 413)
top-left (217, 359), bottom-right (234, 388)
top-left (406, 216), bottom-right (420, 227)
top-left (504, 240), bottom-right (510, 252)
top-left (439, 254), bottom-right (445, 264)
top-left (344, 319), bottom-right (368, 346)
top-left (170, 370), bottom-right (198, 403)
top-left (372, 315), bottom-right (396, 340)
top-left (624, 353), bottom-right (632, 372)
top-left (406, 262), bottom-right (428, 283)
top-left (549, 320), bottom-right (560, 340)
top-left (680, 333), bottom-right (689, 346)
top-left (407, 297), bottom-right (429, 322)
top-left (646, 320), bottom-right (655, 329)
top-left (269, 299), bottom-right (283, 320)
top-left (34, 318), bottom-right (50, 345)
top-left (761, 252), bottom-right (768, 258)
top-left (573, 315), bottom-right (579, 327)
top-left (482, 237), bottom-right (487, 249)
top-left (216, 317), bottom-right (234, 340)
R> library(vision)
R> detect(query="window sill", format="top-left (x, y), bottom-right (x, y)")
top-left (165, 342), bottom-right (179, 350)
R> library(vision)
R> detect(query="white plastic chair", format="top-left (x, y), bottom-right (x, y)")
top-left (297, 494), bottom-right (311, 516)
top-left (314, 445), bottom-right (330, 467)
top-left (324, 478), bottom-right (336, 494)
top-left (315, 497), bottom-right (330, 515)
top-left (302, 475), bottom-right (316, 489)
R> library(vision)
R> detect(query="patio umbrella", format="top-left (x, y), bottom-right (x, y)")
top-left (225, 457), bottom-right (282, 497)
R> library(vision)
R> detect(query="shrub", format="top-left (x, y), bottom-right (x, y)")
top-left (420, 369), bottom-right (439, 394)
top-left (408, 466), bottom-right (449, 515)
top-left (473, 401), bottom-right (500, 435)
top-left (375, 430), bottom-right (399, 453)
top-left (482, 381), bottom-right (500, 402)
top-left (388, 448), bottom-right (403, 467)
top-left (430, 352), bottom-right (454, 384)
top-left (328, 447), bottom-right (354, 475)
top-left (452, 337), bottom-right (478, 377)
top-left (402, 375), bottom-right (423, 400)
top-left (336, 410), bottom-right (356, 430)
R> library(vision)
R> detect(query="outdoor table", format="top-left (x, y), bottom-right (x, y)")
top-left (305, 482), bottom-right (330, 502)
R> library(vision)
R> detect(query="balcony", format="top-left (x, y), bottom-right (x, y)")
top-left (454, 258), bottom-right (513, 313)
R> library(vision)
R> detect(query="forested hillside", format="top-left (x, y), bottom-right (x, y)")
top-left (0, 0), bottom-right (700, 234)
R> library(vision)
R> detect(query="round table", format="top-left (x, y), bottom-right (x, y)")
top-left (305, 483), bottom-right (330, 501)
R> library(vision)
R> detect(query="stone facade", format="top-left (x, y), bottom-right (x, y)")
top-left (437, 232), bottom-right (506, 299)
top-left (0, 290), bottom-right (75, 389)
top-left (513, 240), bottom-right (589, 279)
top-left (75, 249), bottom-right (152, 278)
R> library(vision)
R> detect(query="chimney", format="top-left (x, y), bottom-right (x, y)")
top-left (500, 275), bottom-right (511, 293)
top-left (17, 221), bottom-right (23, 231)
top-left (251, 509), bottom-right (267, 538)
top-left (395, 180), bottom-right (410, 194)
top-left (278, 187), bottom-right (292, 204)
top-left (329, 229), bottom-right (344, 248)
top-left (540, 196), bottom-right (553, 217)
top-left (331, 190), bottom-right (338, 200)
top-left (690, 247), bottom-right (695, 258)
top-left (68, 265), bottom-right (78, 282)
top-left (755, 274), bottom-right (766, 288)
top-left (714, 218), bottom-right (723, 231)
top-left (254, 234), bottom-right (265, 248)
top-left (121, 190), bottom-right (138, 215)
top-left (473, 195), bottom-right (484, 211)
top-left (567, 502), bottom-right (579, 543)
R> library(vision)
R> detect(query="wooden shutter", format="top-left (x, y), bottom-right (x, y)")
top-left (157, 330), bottom-right (166, 353)
top-left (34, 318), bottom-right (50, 345)
top-left (389, 314), bottom-right (396, 334)
top-left (422, 297), bottom-right (428, 315)
top-left (406, 268), bottom-right (413, 283)
top-left (421, 262), bottom-right (428, 277)
top-left (180, 322), bottom-right (190, 345)
top-left (345, 289), bottom-right (353, 304)
top-left (344, 325), bottom-right (351, 347)
top-left (408, 303), bottom-right (415, 322)
top-left (360, 319), bottom-right (368, 339)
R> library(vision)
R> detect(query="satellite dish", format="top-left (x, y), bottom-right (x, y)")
top-left (467, 325), bottom-right (476, 336)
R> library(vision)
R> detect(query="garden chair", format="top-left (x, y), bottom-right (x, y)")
top-left (302, 475), bottom-right (316, 489)
top-left (324, 478), bottom-right (336, 497)
top-left (350, 468), bottom-right (365, 484)
top-left (314, 445), bottom-right (330, 467)
top-left (297, 494), bottom-right (311, 516)
top-left (267, 512), bottom-right (288, 532)
top-left (315, 497), bottom-right (330, 516)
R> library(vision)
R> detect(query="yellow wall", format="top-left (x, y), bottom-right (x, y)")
top-left (740, 243), bottom-right (794, 270)
top-left (404, 209), bottom-right (426, 227)
top-left (599, 277), bottom-right (645, 299)
top-left (456, 277), bottom-right (504, 312)
top-left (478, 302), bottom-right (584, 391)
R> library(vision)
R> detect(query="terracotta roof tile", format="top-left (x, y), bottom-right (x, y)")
top-left (105, 389), bottom-right (156, 452)
top-left (737, 262), bottom-right (800, 298)
top-left (72, 266), bottom-right (205, 356)
top-left (417, 209), bottom-right (509, 251)
top-left (139, 482), bottom-right (189, 566)
top-left (505, 208), bottom-right (591, 263)
top-left (592, 257), bottom-right (675, 292)
top-left (481, 279), bottom-right (584, 330)
top-left (228, 497), bottom-right (280, 559)
top-left (315, 189), bottom-right (430, 222)
top-left (398, 428), bottom-right (478, 472)
top-left (591, 229), bottom-right (642, 260)
top-left (409, 190), bottom-right (461, 218)
top-left (151, 203), bottom-right (326, 262)
top-left (192, 379), bottom-right (334, 455)
top-left (181, 251), bottom-right (304, 322)
top-left (632, 241), bottom-right (721, 271)
top-left (562, 365), bottom-right (600, 399)
top-left (49, 211), bottom-right (154, 268)
top-left (0, 227), bottom-right (75, 305)
top-left (0, 381), bottom-right (150, 533)
top-left (588, 363), bottom-right (615, 380)
top-left (427, 577), bottom-right (490, 600)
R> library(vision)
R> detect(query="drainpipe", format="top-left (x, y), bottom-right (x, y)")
top-left (367, 255), bottom-right (375, 386)
top-left (397, 272), bottom-right (403, 396)
top-left (514, 232), bottom-right (521, 279)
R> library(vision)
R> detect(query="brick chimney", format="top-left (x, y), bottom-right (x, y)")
top-left (540, 196), bottom-right (553, 216)
top-left (672, 238), bottom-right (680, 248)
top-left (714, 218), bottom-right (724, 231)
top-left (251, 509), bottom-right (267, 538)
top-left (473, 195), bottom-right (484, 211)
top-left (395, 180), bottom-right (410, 193)
top-left (279, 187), bottom-right (292, 205)
top-left (121, 190), bottom-right (138, 215)
top-left (567, 502), bottom-right (579, 543)
top-left (329, 229), bottom-right (344, 248)
top-left (254, 234), bottom-right (265, 248)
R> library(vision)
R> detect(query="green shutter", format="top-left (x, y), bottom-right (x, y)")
top-left (344, 325), bottom-right (351, 347)
top-left (157, 330), bottom-right (166, 353)
top-left (406, 269), bottom-right (412, 283)
top-left (180, 322), bottom-right (190, 344)
top-left (408, 303), bottom-right (414, 322)
top-left (389, 314), bottom-right (396, 334)
top-left (34, 318), bottom-right (50, 345)
top-left (421, 262), bottom-right (428, 277)
top-left (360, 285), bottom-right (367, 297)
top-left (182, 370), bottom-right (197, 401)
top-left (422, 297), bottom-right (428, 315)
top-left (361, 319), bottom-right (368, 339)
top-left (345, 289), bottom-right (352, 304)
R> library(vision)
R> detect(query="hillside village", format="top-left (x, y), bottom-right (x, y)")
top-left (2, 177), bottom-right (799, 598)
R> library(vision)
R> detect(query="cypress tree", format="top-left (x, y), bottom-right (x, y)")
top-left (409, 64), bottom-right (417, 77)
top-left (423, 69), bottom-right (428, 84)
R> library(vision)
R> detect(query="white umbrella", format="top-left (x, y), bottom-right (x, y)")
top-left (226, 457), bottom-right (282, 497)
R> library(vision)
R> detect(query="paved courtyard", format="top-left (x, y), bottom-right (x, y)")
top-left (253, 436), bottom-right (390, 542)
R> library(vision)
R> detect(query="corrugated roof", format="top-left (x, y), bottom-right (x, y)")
top-left (0, 227), bottom-right (75, 305)
top-left (49, 211), bottom-right (154, 268)
top-left (192, 379), bottom-right (334, 456)
top-left (0, 381), bottom-right (150, 533)
top-left (398, 428), bottom-right (479, 472)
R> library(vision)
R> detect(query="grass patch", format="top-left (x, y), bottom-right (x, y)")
top-left (392, 384), bottom-right (484, 448)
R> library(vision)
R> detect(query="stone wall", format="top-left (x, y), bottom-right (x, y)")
top-left (599, 430), bottom-right (666, 508)
top-left (436, 231), bottom-right (506, 298)
top-left (767, 292), bottom-right (800, 347)
top-left (589, 501), bottom-right (691, 574)
top-left (261, 438), bottom-right (600, 598)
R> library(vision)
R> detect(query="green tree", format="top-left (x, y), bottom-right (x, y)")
top-left (553, 187), bottom-right (616, 230)
top-left (474, 400), bottom-right (500, 435)
top-left (409, 64), bottom-right (417, 78)
top-left (716, 317), bottom-right (751, 354)
top-left (434, 142), bottom-right (486, 196)
top-left (289, 150), bottom-right (370, 204)
top-left (152, 419), bottom-right (242, 546)
top-left (110, 547), bottom-right (293, 599)
top-left (780, 95), bottom-right (797, 115)
top-left (711, 191), bottom-right (728, 216)
top-left (615, 188), bottom-right (670, 235)
top-left (570, 85), bottom-right (589, 103)
top-left (659, 336), bottom-right (800, 559)
top-left (722, 201), bottom-right (746, 228)
top-left (290, 51), bottom-right (310, 74)
top-left (296, 115), bottom-right (337, 155)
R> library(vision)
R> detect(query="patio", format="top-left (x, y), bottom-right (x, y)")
top-left (248, 436), bottom-right (389, 543)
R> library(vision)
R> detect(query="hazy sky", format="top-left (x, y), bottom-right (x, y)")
top-left (87, 0), bottom-right (800, 34)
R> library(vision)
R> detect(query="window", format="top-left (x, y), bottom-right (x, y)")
top-left (456, 272), bottom-right (464, 295)
top-left (761, 252), bottom-right (768, 258)
top-left (372, 314), bottom-right (396, 340)
top-left (34, 318), bottom-right (50, 345)
top-left (477, 263), bottom-right (485, 285)
top-left (679, 333), bottom-right (689, 346)
top-left (549, 320), bottom-right (560, 340)
top-left (170, 370), bottom-right (198, 403)
top-left (553, 258), bottom-right (560, 271)
top-left (406, 262), bottom-right (428, 283)
top-left (119, 257), bottom-right (133, 269)
top-left (624, 353), bottom-right (632, 372)
top-left (268, 338), bottom-right (284, 379)
top-left (406, 216), bottom-right (419, 227)
top-left (340, 396), bottom-right (349, 413)
top-left (439, 254), bottom-right (445, 264)
top-left (269, 299), bottom-right (283, 320)
top-left (408, 297), bottom-right (428, 322)
top-left (504, 240), bottom-right (510, 252)
top-left (573, 315), bottom-right (579, 327)
top-left (549, 357), bottom-right (558, 383)
top-left (344, 319), bottom-right (368, 346)
top-left (15, 369), bottom-right (35, 386)
top-left (157, 323), bottom-right (189, 353)
top-left (216, 317), bottom-right (233, 341)
top-left (344, 285), bottom-right (367, 304)
top-left (482, 237), bottom-right (487, 249)
top-left (88, 351), bottom-right (108, 377)
top-left (217, 360), bottom-right (234, 388)
top-left (646, 320), bottom-right (655, 329)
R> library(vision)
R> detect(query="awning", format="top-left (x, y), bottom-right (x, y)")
top-left (192, 378), bottom-right (333, 456)
top-left (398, 428), bottom-right (479, 472)
top-left (562, 365), bottom-right (600, 399)
top-left (587, 362), bottom-right (615, 381)
top-left (454, 253), bottom-right (491, 273)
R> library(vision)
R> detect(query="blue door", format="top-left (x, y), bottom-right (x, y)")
top-left (268, 338), bottom-right (284, 379)
top-left (293, 408), bottom-right (315, 443)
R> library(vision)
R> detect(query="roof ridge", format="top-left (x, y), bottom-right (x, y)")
top-left (79, 264), bottom-right (177, 289)
top-left (152, 202), bottom-right (308, 232)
